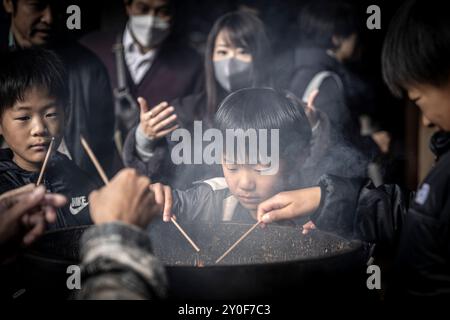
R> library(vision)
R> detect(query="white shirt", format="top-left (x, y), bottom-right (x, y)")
top-left (57, 138), bottom-right (72, 160)
top-left (123, 25), bottom-right (157, 85)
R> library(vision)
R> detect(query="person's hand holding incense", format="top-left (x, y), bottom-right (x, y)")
top-left (149, 182), bottom-right (173, 222)
top-left (0, 184), bottom-right (67, 261)
top-left (88, 169), bottom-right (161, 228)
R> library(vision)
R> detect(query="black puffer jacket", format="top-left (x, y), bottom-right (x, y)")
top-left (312, 131), bottom-right (450, 298)
top-left (0, 149), bottom-right (98, 229)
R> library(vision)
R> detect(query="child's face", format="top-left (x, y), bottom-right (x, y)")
top-left (407, 81), bottom-right (450, 131)
top-left (222, 157), bottom-right (285, 218)
top-left (0, 86), bottom-right (63, 172)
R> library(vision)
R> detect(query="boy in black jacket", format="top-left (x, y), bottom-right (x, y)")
top-left (256, 0), bottom-right (450, 299)
top-left (151, 88), bottom-right (313, 225)
top-left (0, 49), bottom-right (98, 229)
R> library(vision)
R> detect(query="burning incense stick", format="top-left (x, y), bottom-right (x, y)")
top-left (171, 217), bottom-right (200, 252)
top-left (36, 137), bottom-right (55, 186)
top-left (215, 221), bottom-right (262, 264)
top-left (80, 136), bottom-right (109, 185)
top-left (80, 135), bottom-right (201, 252)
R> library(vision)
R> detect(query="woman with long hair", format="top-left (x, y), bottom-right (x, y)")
top-left (123, 11), bottom-right (273, 189)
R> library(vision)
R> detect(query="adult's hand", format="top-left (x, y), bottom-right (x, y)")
top-left (0, 184), bottom-right (66, 248)
top-left (138, 97), bottom-right (179, 141)
top-left (256, 187), bottom-right (321, 224)
top-left (149, 183), bottom-right (173, 222)
top-left (88, 169), bottom-right (161, 228)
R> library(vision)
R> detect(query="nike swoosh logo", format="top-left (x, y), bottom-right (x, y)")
top-left (69, 202), bottom-right (88, 215)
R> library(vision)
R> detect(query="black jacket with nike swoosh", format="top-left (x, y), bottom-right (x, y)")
top-left (311, 131), bottom-right (450, 299)
top-left (0, 148), bottom-right (98, 229)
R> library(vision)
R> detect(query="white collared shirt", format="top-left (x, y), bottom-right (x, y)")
top-left (123, 25), bottom-right (157, 85)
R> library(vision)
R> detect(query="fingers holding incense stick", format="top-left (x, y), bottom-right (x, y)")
top-left (215, 221), bottom-right (262, 264)
top-left (36, 137), bottom-right (55, 186)
top-left (80, 136), bottom-right (109, 185)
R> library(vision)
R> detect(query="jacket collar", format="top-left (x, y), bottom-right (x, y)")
top-left (0, 148), bottom-right (67, 181)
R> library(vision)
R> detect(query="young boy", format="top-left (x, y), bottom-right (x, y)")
top-left (151, 87), bottom-right (312, 223)
top-left (0, 48), bottom-right (98, 229)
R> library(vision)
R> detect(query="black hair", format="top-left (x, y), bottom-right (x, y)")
top-left (298, 0), bottom-right (358, 49)
top-left (124, 0), bottom-right (174, 16)
top-left (215, 88), bottom-right (311, 165)
top-left (205, 11), bottom-right (273, 121)
top-left (0, 48), bottom-right (68, 115)
top-left (382, 0), bottom-right (450, 98)
top-left (10, 0), bottom-right (60, 11)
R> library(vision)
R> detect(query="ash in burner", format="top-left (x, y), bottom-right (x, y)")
top-left (148, 222), bottom-right (355, 267)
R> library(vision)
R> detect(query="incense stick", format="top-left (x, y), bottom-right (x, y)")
top-left (215, 221), bottom-right (262, 264)
top-left (36, 137), bottom-right (55, 186)
top-left (80, 136), bottom-right (109, 185)
top-left (171, 217), bottom-right (200, 252)
top-left (80, 135), bottom-right (201, 252)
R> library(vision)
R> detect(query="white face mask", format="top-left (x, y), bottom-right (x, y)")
top-left (129, 15), bottom-right (170, 48)
top-left (213, 58), bottom-right (253, 92)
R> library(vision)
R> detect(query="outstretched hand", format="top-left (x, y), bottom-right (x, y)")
top-left (138, 97), bottom-right (179, 140)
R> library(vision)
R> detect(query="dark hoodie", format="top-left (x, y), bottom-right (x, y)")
top-left (0, 149), bottom-right (98, 229)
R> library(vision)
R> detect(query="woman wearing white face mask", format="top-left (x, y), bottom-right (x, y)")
top-left (80, 0), bottom-right (203, 149)
top-left (123, 11), bottom-right (274, 189)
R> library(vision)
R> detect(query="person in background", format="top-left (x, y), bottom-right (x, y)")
top-left (80, 0), bottom-right (203, 149)
top-left (2, 0), bottom-right (122, 179)
top-left (276, 0), bottom-right (386, 165)
top-left (123, 11), bottom-right (273, 189)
